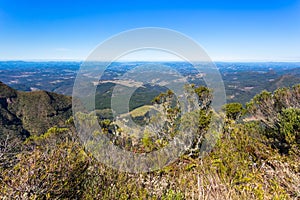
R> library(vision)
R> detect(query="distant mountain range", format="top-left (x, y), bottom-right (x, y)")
top-left (0, 81), bottom-right (72, 139)
top-left (1, 61), bottom-right (300, 105)
top-left (1, 62), bottom-right (300, 139)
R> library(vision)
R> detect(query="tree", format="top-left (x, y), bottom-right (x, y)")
top-left (223, 103), bottom-right (245, 120)
top-left (278, 108), bottom-right (300, 148)
top-left (246, 85), bottom-right (300, 129)
top-left (246, 84), bottom-right (300, 153)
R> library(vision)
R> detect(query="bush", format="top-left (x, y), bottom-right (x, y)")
top-left (223, 103), bottom-right (245, 120)
top-left (0, 127), bottom-right (90, 199)
top-left (279, 108), bottom-right (300, 148)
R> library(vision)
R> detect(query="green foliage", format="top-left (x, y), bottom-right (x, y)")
top-left (162, 190), bottom-right (184, 200)
top-left (0, 126), bottom-right (89, 199)
top-left (0, 81), bottom-right (17, 97)
top-left (279, 108), bottom-right (300, 148)
top-left (1, 83), bottom-right (300, 199)
top-left (192, 84), bottom-right (212, 110)
top-left (246, 84), bottom-right (300, 153)
top-left (94, 82), bottom-right (167, 112)
top-left (24, 126), bottom-right (69, 146)
top-left (141, 131), bottom-right (155, 152)
top-left (99, 119), bottom-right (112, 133)
top-left (198, 109), bottom-right (212, 130)
top-left (201, 122), bottom-right (296, 199)
top-left (65, 116), bottom-right (74, 125)
top-left (14, 91), bottom-right (72, 135)
top-left (0, 82), bottom-right (72, 137)
top-left (223, 102), bottom-right (245, 120)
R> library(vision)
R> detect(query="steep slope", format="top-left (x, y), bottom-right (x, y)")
top-left (0, 81), bottom-right (72, 138)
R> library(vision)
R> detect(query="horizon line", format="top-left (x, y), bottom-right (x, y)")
top-left (1, 59), bottom-right (300, 63)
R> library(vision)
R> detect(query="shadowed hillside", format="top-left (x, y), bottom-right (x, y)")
top-left (0, 81), bottom-right (72, 139)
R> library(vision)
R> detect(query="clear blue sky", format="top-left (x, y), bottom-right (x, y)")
top-left (0, 0), bottom-right (300, 61)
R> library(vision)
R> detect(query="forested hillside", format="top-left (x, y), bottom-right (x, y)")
top-left (0, 81), bottom-right (72, 139)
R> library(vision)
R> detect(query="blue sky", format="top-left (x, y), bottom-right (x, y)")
top-left (0, 0), bottom-right (300, 61)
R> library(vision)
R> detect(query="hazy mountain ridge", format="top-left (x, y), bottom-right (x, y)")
top-left (1, 62), bottom-right (300, 105)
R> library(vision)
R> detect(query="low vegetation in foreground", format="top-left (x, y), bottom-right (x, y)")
top-left (0, 84), bottom-right (299, 199)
